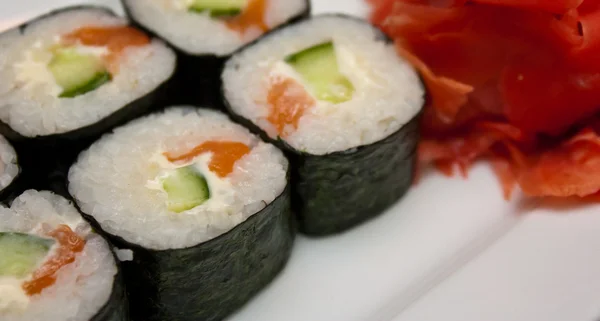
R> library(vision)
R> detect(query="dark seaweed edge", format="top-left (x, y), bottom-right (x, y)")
top-left (0, 170), bottom-right (22, 204)
top-left (121, 0), bottom-right (312, 57)
top-left (296, 116), bottom-right (420, 235)
top-left (13, 5), bottom-right (118, 35)
top-left (0, 77), bottom-right (174, 144)
top-left (0, 5), bottom-right (177, 142)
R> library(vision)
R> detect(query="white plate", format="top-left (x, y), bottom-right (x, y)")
top-left (2, 1), bottom-right (600, 321)
top-left (396, 205), bottom-right (600, 321)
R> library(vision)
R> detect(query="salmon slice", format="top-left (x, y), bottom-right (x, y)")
top-left (226, 0), bottom-right (269, 34)
top-left (63, 26), bottom-right (150, 73)
top-left (266, 77), bottom-right (316, 137)
top-left (164, 141), bottom-right (251, 177)
top-left (22, 225), bottom-right (86, 296)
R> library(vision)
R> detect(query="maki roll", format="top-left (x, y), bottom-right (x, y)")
top-left (122, 0), bottom-right (310, 107)
top-left (68, 107), bottom-right (292, 321)
top-left (0, 135), bottom-right (21, 202)
top-left (0, 6), bottom-right (176, 188)
top-left (222, 15), bottom-right (425, 235)
top-left (0, 190), bottom-right (127, 321)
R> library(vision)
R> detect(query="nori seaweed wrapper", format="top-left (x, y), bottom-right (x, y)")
top-left (0, 170), bottom-right (24, 206)
top-left (90, 258), bottom-right (129, 321)
top-left (290, 117), bottom-right (419, 235)
top-left (229, 109), bottom-right (420, 235)
top-left (121, 0), bottom-right (310, 109)
top-left (0, 6), bottom-right (176, 193)
top-left (222, 14), bottom-right (423, 235)
top-left (73, 184), bottom-right (294, 321)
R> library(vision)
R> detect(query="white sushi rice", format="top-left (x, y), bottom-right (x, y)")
top-left (223, 15), bottom-right (425, 155)
top-left (0, 135), bottom-right (19, 191)
top-left (123, 0), bottom-right (308, 56)
top-left (0, 190), bottom-right (117, 321)
top-left (0, 8), bottom-right (176, 137)
top-left (68, 107), bottom-right (288, 250)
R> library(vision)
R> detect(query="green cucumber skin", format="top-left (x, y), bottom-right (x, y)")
top-left (285, 41), bottom-right (355, 104)
top-left (284, 42), bottom-right (332, 64)
top-left (87, 185), bottom-right (293, 321)
top-left (48, 47), bottom-right (111, 98)
top-left (59, 72), bottom-right (111, 98)
top-left (162, 167), bottom-right (210, 213)
top-left (188, 0), bottom-right (245, 17)
top-left (188, 7), bottom-right (242, 18)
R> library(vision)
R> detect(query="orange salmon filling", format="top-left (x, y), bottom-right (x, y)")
top-left (164, 141), bottom-right (251, 177)
top-left (267, 77), bottom-right (316, 137)
top-left (22, 225), bottom-right (86, 296)
top-left (62, 26), bottom-right (150, 73)
top-left (226, 0), bottom-right (268, 34)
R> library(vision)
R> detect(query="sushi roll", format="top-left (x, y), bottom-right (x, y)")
top-left (0, 135), bottom-right (21, 202)
top-left (0, 190), bottom-right (127, 321)
top-left (68, 107), bottom-right (292, 321)
top-left (122, 0), bottom-right (310, 107)
top-left (222, 15), bottom-right (425, 235)
top-left (0, 6), bottom-right (176, 189)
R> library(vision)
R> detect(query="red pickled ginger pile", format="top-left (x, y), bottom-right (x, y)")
top-left (368, 0), bottom-right (600, 199)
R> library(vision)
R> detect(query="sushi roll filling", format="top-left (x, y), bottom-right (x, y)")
top-left (159, 166), bottom-right (210, 213)
top-left (0, 224), bottom-right (85, 312)
top-left (147, 140), bottom-right (251, 213)
top-left (14, 25), bottom-right (150, 98)
top-left (284, 42), bottom-right (355, 103)
top-left (266, 41), bottom-right (357, 137)
top-left (47, 46), bottom-right (111, 98)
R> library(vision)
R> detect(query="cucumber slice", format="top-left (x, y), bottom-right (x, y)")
top-left (59, 72), bottom-right (111, 98)
top-left (285, 42), bottom-right (355, 104)
top-left (188, 0), bottom-right (246, 17)
top-left (48, 48), bottom-right (111, 98)
top-left (0, 232), bottom-right (54, 278)
top-left (161, 166), bottom-right (210, 213)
